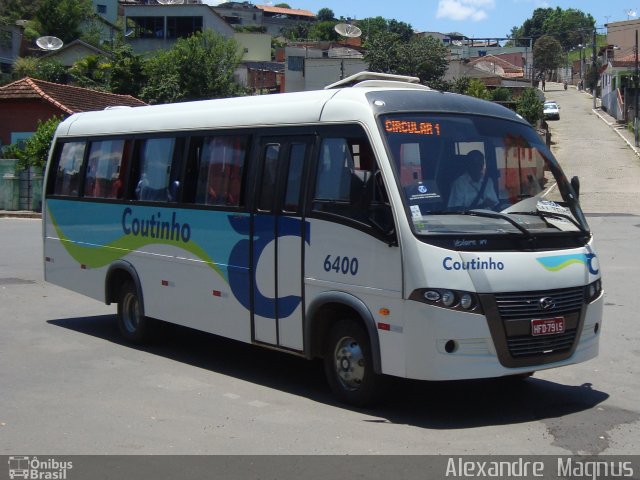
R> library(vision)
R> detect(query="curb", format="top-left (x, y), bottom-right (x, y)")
top-left (592, 108), bottom-right (640, 159)
top-left (0, 211), bottom-right (42, 219)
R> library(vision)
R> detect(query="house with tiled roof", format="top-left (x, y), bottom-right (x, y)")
top-left (467, 55), bottom-right (524, 79)
top-left (255, 4), bottom-right (315, 36)
top-left (0, 77), bottom-right (146, 147)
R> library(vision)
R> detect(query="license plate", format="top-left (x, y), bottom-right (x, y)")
top-left (531, 317), bottom-right (565, 336)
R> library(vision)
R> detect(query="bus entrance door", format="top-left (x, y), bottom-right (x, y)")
top-left (252, 137), bottom-right (313, 351)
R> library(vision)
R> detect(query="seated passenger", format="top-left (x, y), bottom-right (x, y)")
top-left (447, 150), bottom-right (498, 210)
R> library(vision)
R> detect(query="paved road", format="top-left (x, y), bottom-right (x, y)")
top-left (0, 88), bottom-right (639, 456)
top-left (543, 82), bottom-right (640, 215)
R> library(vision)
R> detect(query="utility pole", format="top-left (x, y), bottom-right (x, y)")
top-left (635, 30), bottom-right (639, 146)
top-left (593, 29), bottom-right (597, 109)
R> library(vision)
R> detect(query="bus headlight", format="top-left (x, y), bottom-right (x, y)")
top-left (410, 288), bottom-right (483, 314)
top-left (585, 279), bottom-right (603, 303)
top-left (441, 290), bottom-right (456, 307)
top-left (460, 293), bottom-right (474, 310)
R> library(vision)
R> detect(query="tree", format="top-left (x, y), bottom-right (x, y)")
top-left (11, 57), bottom-right (67, 83)
top-left (34, 60), bottom-right (67, 83)
top-left (365, 32), bottom-right (448, 85)
top-left (69, 55), bottom-right (109, 89)
top-left (34, 0), bottom-right (94, 43)
top-left (308, 20), bottom-right (339, 41)
top-left (12, 56), bottom-right (38, 79)
top-left (542, 7), bottom-right (595, 50)
top-left (358, 17), bottom-right (413, 43)
top-left (274, 3), bottom-right (291, 8)
top-left (465, 79), bottom-right (491, 100)
top-left (449, 76), bottom-right (471, 94)
top-left (317, 8), bottom-right (335, 21)
top-left (491, 87), bottom-right (512, 102)
top-left (107, 45), bottom-right (147, 97)
top-left (15, 116), bottom-right (62, 171)
top-left (0, 0), bottom-right (39, 23)
top-left (281, 23), bottom-right (310, 41)
top-left (516, 88), bottom-right (543, 125)
top-left (142, 30), bottom-right (244, 104)
top-left (509, 7), bottom-right (594, 50)
top-left (533, 35), bottom-right (563, 79)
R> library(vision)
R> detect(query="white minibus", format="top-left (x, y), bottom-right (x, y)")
top-left (43, 72), bottom-right (603, 405)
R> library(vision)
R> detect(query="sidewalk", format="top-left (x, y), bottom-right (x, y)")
top-left (580, 88), bottom-right (640, 159)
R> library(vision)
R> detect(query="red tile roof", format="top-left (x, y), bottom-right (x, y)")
top-left (0, 77), bottom-right (147, 114)
top-left (468, 54), bottom-right (523, 73)
top-left (611, 51), bottom-right (637, 68)
top-left (256, 5), bottom-right (315, 17)
top-left (467, 54), bottom-right (524, 78)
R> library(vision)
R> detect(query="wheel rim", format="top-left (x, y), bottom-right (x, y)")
top-left (122, 292), bottom-right (140, 334)
top-left (333, 335), bottom-right (366, 391)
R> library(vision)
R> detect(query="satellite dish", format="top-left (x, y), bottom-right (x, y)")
top-left (334, 23), bottom-right (362, 38)
top-left (36, 36), bottom-right (64, 51)
top-left (626, 8), bottom-right (637, 18)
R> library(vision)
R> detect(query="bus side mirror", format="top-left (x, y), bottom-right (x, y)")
top-left (570, 176), bottom-right (580, 200)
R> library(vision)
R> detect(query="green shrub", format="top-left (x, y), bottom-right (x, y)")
top-left (15, 116), bottom-right (62, 171)
top-left (516, 88), bottom-right (543, 125)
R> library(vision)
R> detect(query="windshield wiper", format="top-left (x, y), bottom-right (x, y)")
top-left (452, 209), bottom-right (533, 237)
top-left (419, 209), bottom-right (532, 236)
top-left (508, 209), bottom-right (587, 234)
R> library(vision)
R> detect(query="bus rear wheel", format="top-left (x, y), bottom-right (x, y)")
top-left (117, 281), bottom-right (151, 344)
top-left (324, 318), bottom-right (386, 407)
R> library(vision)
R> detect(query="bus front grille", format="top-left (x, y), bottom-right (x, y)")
top-left (482, 286), bottom-right (586, 367)
top-left (506, 329), bottom-right (577, 357)
top-left (494, 287), bottom-right (584, 320)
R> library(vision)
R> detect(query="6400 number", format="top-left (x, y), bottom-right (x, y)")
top-left (323, 255), bottom-right (359, 276)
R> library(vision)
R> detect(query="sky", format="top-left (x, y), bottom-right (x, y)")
top-left (207, 0), bottom-right (636, 39)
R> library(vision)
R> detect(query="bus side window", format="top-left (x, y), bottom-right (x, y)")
top-left (49, 142), bottom-right (86, 197)
top-left (312, 136), bottom-right (378, 224)
top-left (83, 139), bottom-right (127, 199)
top-left (131, 137), bottom-right (183, 203)
top-left (258, 144), bottom-right (280, 211)
top-left (186, 135), bottom-right (247, 207)
top-left (283, 143), bottom-right (307, 213)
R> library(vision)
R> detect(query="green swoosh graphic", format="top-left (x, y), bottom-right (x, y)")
top-left (536, 254), bottom-right (587, 272)
top-left (49, 208), bottom-right (228, 281)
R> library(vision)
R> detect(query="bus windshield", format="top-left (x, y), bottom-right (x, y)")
top-left (380, 113), bottom-right (589, 236)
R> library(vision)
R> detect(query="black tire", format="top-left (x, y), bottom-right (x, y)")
top-left (117, 281), bottom-right (151, 344)
top-left (323, 318), bottom-right (387, 407)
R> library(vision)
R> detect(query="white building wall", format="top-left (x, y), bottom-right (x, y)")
top-left (234, 32), bottom-right (271, 62)
top-left (284, 55), bottom-right (368, 92)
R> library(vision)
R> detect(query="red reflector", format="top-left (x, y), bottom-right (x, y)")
top-left (80, 264), bottom-right (87, 270)
top-left (212, 290), bottom-right (222, 297)
top-left (161, 280), bottom-right (169, 286)
top-left (377, 322), bottom-right (390, 331)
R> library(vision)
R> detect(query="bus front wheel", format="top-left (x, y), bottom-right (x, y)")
top-left (117, 281), bottom-right (151, 344)
top-left (324, 318), bottom-right (386, 407)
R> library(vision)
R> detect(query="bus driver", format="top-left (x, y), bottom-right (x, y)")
top-left (447, 150), bottom-right (498, 210)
